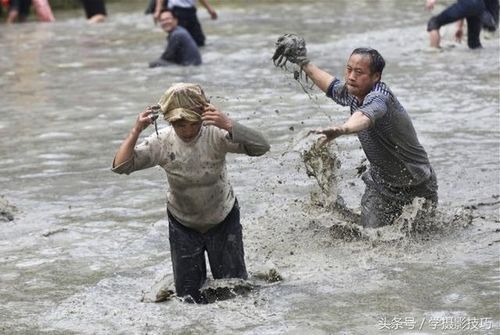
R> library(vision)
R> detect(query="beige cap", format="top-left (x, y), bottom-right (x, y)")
top-left (157, 83), bottom-right (208, 123)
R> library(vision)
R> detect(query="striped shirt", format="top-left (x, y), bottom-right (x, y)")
top-left (327, 78), bottom-right (437, 193)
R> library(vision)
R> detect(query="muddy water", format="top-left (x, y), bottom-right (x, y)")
top-left (0, 0), bottom-right (499, 334)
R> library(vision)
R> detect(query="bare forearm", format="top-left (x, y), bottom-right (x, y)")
top-left (199, 0), bottom-right (213, 10)
top-left (155, 0), bottom-right (162, 12)
top-left (113, 127), bottom-right (142, 167)
top-left (152, 0), bottom-right (163, 21)
top-left (311, 111), bottom-right (372, 146)
top-left (340, 111), bottom-right (372, 134)
top-left (302, 63), bottom-right (336, 93)
top-left (199, 0), bottom-right (217, 18)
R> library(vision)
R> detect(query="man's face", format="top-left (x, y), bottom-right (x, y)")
top-left (171, 119), bottom-right (202, 142)
top-left (159, 12), bottom-right (177, 33)
top-left (344, 54), bottom-right (381, 101)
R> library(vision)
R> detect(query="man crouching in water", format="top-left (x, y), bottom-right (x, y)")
top-left (112, 83), bottom-right (270, 303)
top-left (149, 10), bottom-right (201, 68)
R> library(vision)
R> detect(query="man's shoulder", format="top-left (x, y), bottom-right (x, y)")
top-left (171, 26), bottom-right (197, 45)
top-left (371, 81), bottom-right (392, 96)
top-left (364, 82), bottom-right (394, 103)
top-left (172, 25), bottom-right (190, 37)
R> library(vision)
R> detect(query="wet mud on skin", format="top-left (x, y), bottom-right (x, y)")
top-left (0, 0), bottom-right (499, 334)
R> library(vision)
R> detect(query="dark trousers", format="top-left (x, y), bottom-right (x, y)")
top-left (172, 6), bottom-right (206, 47)
top-left (484, 0), bottom-right (499, 30)
top-left (8, 0), bottom-right (31, 19)
top-left (81, 0), bottom-right (107, 18)
top-left (360, 172), bottom-right (438, 228)
top-left (168, 201), bottom-right (247, 303)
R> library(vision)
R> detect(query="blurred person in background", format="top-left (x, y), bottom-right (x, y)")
top-left (82, 0), bottom-right (106, 23)
top-left (149, 9), bottom-right (201, 68)
top-left (5, 0), bottom-right (54, 23)
top-left (425, 0), bottom-right (498, 49)
top-left (146, 0), bottom-right (217, 47)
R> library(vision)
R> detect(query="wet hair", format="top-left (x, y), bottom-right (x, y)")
top-left (160, 9), bottom-right (178, 19)
top-left (351, 47), bottom-right (385, 76)
top-left (338, 48), bottom-right (385, 99)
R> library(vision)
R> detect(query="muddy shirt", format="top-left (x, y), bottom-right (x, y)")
top-left (112, 122), bottom-right (269, 232)
top-left (326, 78), bottom-right (436, 192)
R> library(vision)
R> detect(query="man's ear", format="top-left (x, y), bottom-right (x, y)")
top-left (373, 72), bottom-right (381, 82)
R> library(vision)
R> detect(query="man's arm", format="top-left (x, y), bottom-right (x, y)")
top-left (113, 110), bottom-right (154, 167)
top-left (199, 0), bottom-right (217, 19)
top-left (425, 0), bottom-right (437, 11)
top-left (153, 0), bottom-right (163, 22)
top-left (309, 111), bottom-right (372, 146)
top-left (301, 63), bottom-right (336, 94)
top-left (202, 104), bottom-right (270, 156)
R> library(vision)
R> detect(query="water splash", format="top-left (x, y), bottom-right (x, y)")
top-left (298, 140), bottom-right (476, 245)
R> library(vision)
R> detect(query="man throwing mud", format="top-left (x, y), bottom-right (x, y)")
top-left (273, 35), bottom-right (438, 228)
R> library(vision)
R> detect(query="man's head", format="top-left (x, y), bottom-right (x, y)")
top-left (158, 83), bottom-right (208, 142)
top-left (159, 10), bottom-right (178, 33)
top-left (158, 83), bottom-right (208, 121)
top-left (344, 48), bottom-right (385, 101)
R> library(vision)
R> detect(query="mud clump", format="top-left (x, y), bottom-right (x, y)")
top-left (252, 268), bottom-right (283, 283)
top-left (152, 288), bottom-right (175, 303)
top-left (0, 196), bottom-right (17, 222)
top-left (140, 275), bottom-right (176, 303)
top-left (141, 272), bottom-right (282, 304)
top-left (301, 140), bottom-right (341, 209)
top-left (328, 222), bottom-right (366, 241)
top-left (200, 278), bottom-right (255, 303)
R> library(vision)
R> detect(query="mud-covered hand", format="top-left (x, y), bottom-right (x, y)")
top-left (113, 107), bottom-right (158, 167)
top-left (134, 107), bottom-right (157, 132)
top-left (308, 126), bottom-right (346, 147)
top-left (272, 33), bottom-right (309, 68)
top-left (201, 104), bottom-right (234, 133)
